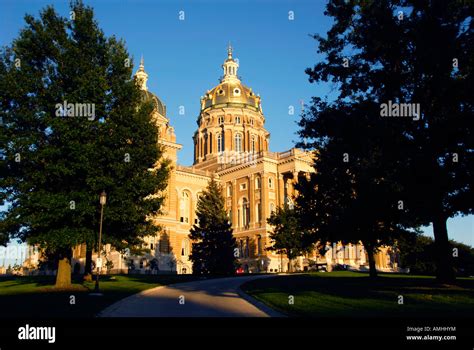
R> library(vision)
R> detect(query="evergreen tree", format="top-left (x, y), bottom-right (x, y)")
top-left (0, 1), bottom-right (169, 288)
top-left (189, 178), bottom-right (236, 275)
top-left (297, 0), bottom-right (473, 282)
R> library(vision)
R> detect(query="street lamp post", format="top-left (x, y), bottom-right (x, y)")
top-left (94, 191), bottom-right (107, 294)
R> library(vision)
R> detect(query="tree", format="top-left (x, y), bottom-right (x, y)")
top-left (267, 205), bottom-right (313, 272)
top-left (297, 0), bottom-right (473, 282)
top-left (189, 178), bottom-right (236, 275)
top-left (397, 232), bottom-right (474, 277)
top-left (0, 1), bottom-right (169, 288)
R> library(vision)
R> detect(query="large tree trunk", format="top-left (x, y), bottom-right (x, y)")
top-left (83, 245), bottom-right (93, 281)
top-left (55, 257), bottom-right (72, 289)
top-left (432, 215), bottom-right (455, 283)
top-left (366, 246), bottom-right (378, 279)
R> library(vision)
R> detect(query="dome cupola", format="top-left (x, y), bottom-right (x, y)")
top-left (200, 45), bottom-right (262, 113)
top-left (134, 56), bottom-right (167, 117)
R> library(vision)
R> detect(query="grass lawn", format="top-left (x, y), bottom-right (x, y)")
top-left (241, 271), bottom-right (474, 318)
top-left (0, 274), bottom-right (203, 318)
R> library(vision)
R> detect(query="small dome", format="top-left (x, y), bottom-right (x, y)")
top-left (141, 90), bottom-right (166, 117)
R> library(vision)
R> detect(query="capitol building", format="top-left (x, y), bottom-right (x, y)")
top-left (23, 47), bottom-right (400, 275)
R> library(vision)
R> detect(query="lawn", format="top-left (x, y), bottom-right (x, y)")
top-left (241, 271), bottom-right (474, 318)
top-left (0, 274), bottom-right (203, 318)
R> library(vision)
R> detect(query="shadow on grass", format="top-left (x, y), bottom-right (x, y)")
top-left (241, 272), bottom-right (474, 318)
top-left (0, 273), bottom-right (207, 318)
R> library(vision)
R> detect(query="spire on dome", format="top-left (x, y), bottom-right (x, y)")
top-left (222, 43), bottom-right (239, 82)
top-left (135, 54), bottom-right (148, 90)
top-left (227, 42), bottom-right (233, 60)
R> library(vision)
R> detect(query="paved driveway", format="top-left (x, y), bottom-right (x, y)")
top-left (99, 275), bottom-right (284, 317)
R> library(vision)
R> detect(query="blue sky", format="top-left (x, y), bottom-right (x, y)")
top-left (0, 0), bottom-right (471, 266)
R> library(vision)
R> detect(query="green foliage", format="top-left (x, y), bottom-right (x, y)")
top-left (0, 1), bottom-right (169, 259)
top-left (267, 205), bottom-right (312, 263)
top-left (398, 232), bottom-right (474, 276)
top-left (297, 0), bottom-right (473, 281)
top-left (189, 178), bottom-right (236, 275)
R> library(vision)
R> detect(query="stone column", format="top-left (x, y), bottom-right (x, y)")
top-left (261, 173), bottom-right (268, 221)
top-left (278, 174), bottom-right (285, 206)
top-left (232, 179), bottom-right (238, 230)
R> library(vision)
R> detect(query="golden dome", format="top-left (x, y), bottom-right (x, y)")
top-left (200, 45), bottom-right (262, 112)
top-left (201, 81), bottom-right (261, 112)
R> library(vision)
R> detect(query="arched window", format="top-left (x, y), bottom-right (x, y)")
top-left (159, 232), bottom-right (170, 254)
top-left (180, 191), bottom-right (190, 223)
top-left (257, 235), bottom-right (263, 255)
top-left (268, 177), bottom-right (274, 189)
top-left (251, 135), bottom-right (256, 153)
top-left (217, 133), bottom-right (223, 153)
top-left (255, 177), bottom-right (261, 189)
top-left (235, 133), bottom-right (242, 153)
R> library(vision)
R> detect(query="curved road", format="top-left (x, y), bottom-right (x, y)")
top-left (99, 275), bottom-right (284, 317)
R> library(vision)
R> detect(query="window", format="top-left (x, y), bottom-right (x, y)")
top-left (242, 198), bottom-right (250, 228)
top-left (250, 135), bottom-right (256, 153)
top-left (218, 89), bottom-right (224, 95)
top-left (270, 203), bottom-right (275, 214)
top-left (150, 243), bottom-right (154, 250)
top-left (245, 237), bottom-right (250, 257)
top-left (218, 116), bottom-right (224, 124)
top-left (233, 88), bottom-right (241, 96)
top-left (159, 233), bottom-right (170, 254)
top-left (257, 236), bottom-right (263, 255)
top-left (235, 116), bottom-right (241, 124)
top-left (256, 202), bottom-right (261, 223)
top-left (235, 133), bottom-right (242, 153)
top-left (255, 177), bottom-right (261, 189)
top-left (181, 239), bottom-right (189, 256)
top-left (268, 177), bottom-right (274, 189)
top-left (227, 184), bottom-right (232, 197)
top-left (217, 133), bottom-right (223, 153)
top-left (240, 183), bottom-right (247, 191)
top-left (180, 191), bottom-right (190, 223)
top-left (250, 118), bottom-right (254, 126)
